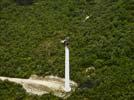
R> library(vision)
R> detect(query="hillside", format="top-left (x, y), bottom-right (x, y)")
top-left (0, 0), bottom-right (134, 99)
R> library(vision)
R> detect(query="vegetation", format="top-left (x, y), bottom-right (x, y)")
top-left (0, 0), bottom-right (134, 99)
top-left (15, 0), bottom-right (34, 5)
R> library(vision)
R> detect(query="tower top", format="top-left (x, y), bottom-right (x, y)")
top-left (61, 37), bottom-right (69, 46)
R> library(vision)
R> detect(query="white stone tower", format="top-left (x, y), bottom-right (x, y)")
top-left (61, 37), bottom-right (71, 92)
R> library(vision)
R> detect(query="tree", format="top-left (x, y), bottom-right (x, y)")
top-left (16, 0), bottom-right (33, 5)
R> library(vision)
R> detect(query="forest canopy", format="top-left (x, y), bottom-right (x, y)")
top-left (0, 0), bottom-right (134, 99)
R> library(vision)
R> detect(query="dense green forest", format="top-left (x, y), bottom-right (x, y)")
top-left (0, 0), bottom-right (134, 99)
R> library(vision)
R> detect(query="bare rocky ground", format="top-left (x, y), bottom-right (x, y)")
top-left (0, 75), bottom-right (77, 99)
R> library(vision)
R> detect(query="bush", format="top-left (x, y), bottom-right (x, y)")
top-left (16, 0), bottom-right (34, 5)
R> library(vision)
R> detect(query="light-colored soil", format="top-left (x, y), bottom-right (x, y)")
top-left (0, 75), bottom-right (77, 98)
